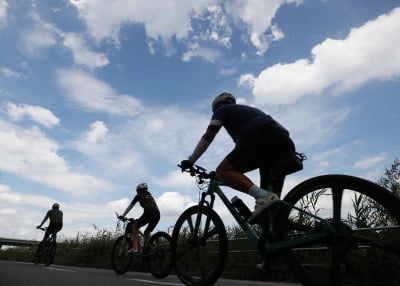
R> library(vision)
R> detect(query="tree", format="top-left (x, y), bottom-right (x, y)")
top-left (377, 158), bottom-right (400, 197)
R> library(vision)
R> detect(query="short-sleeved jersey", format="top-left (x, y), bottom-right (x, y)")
top-left (131, 191), bottom-right (159, 211)
top-left (210, 104), bottom-right (289, 145)
top-left (46, 209), bottom-right (63, 223)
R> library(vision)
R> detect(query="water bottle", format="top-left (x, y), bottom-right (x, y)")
top-left (231, 196), bottom-right (252, 221)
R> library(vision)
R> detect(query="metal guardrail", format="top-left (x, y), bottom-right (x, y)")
top-left (0, 237), bottom-right (40, 248)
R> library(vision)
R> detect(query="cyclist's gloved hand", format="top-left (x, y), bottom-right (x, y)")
top-left (180, 160), bottom-right (193, 171)
top-left (36, 226), bottom-right (40, 229)
top-left (118, 215), bottom-right (124, 220)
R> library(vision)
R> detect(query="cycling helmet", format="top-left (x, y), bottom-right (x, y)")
top-left (52, 203), bottom-right (60, 209)
top-left (136, 183), bottom-right (148, 193)
top-left (211, 92), bottom-right (236, 112)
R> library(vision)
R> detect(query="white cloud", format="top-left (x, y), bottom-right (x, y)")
top-left (354, 154), bottom-right (386, 169)
top-left (18, 10), bottom-right (59, 56)
top-left (245, 7), bottom-right (400, 105)
top-left (4, 102), bottom-right (60, 128)
top-left (63, 32), bottom-right (109, 70)
top-left (68, 0), bottom-right (214, 44)
top-left (225, 0), bottom-right (301, 55)
top-left (85, 121), bottom-right (108, 143)
top-left (157, 191), bottom-right (195, 217)
top-left (0, 120), bottom-right (113, 196)
top-left (0, 67), bottom-right (24, 79)
top-left (182, 43), bottom-right (222, 62)
top-left (0, 0), bottom-right (8, 28)
top-left (68, 0), bottom-right (300, 58)
top-left (56, 69), bottom-right (143, 116)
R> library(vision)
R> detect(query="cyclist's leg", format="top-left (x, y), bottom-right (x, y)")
top-left (131, 221), bottom-right (141, 251)
top-left (143, 209), bottom-right (160, 243)
top-left (216, 159), bottom-right (254, 193)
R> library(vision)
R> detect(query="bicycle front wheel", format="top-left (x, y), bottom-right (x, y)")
top-left (111, 236), bottom-right (132, 275)
top-left (146, 231), bottom-right (173, 278)
top-left (172, 205), bottom-right (228, 286)
top-left (276, 174), bottom-right (400, 286)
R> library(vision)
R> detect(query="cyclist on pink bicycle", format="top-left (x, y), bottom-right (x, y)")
top-left (118, 183), bottom-right (160, 252)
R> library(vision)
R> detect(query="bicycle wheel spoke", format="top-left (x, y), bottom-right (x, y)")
top-left (185, 215), bottom-right (194, 233)
top-left (332, 186), bottom-right (343, 225)
top-left (148, 232), bottom-right (172, 278)
top-left (172, 205), bottom-right (228, 286)
top-left (111, 236), bottom-right (132, 275)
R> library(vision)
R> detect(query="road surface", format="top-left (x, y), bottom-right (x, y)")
top-left (0, 260), bottom-right (301, 286)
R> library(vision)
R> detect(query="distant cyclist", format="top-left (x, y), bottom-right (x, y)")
top-left (37, 203), bottom-right (63, 243)
top-left (181, 92), bottom-right (298, 223)
top-left (118, 183), bottom-right (160, 253)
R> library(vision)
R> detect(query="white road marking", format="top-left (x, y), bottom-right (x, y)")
top-left (45, 266), bottom-right (77, 272)
top-left (130, 279), bottom-right (182, 285)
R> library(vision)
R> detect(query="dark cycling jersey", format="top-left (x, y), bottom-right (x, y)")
top-left (209, 104), bottom-right (289, 145)
top-left (131, 191), bottom-right (159, 211)
top-left (46, 209), bottom-right (63, 223)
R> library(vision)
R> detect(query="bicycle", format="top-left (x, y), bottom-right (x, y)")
top-left (171, 164), bottom-right (400, 286)
top-left (110, 212), bottom-right (173, 278)
top-left (33, 227), bottom-right (57, 267)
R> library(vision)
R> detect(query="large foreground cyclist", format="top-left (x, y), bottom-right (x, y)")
top-left (181, 92), bottom-right (301, 223)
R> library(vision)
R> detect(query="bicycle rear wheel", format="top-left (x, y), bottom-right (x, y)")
top-left (275, 175), bottom-right (400, 286)
top-left (33, 244), bottom-right (43, 265)
top-left (44, 242), bottom-right (56, 267)
top-left (172, 205), bottom-right (228, 286)
top-left (111, 236), bottom-right (132, 275)
top-left (146, 231), bottom-right (173, 278)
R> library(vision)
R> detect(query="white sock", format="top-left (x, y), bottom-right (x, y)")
top-left (248, 185), bottom-right (269, 199)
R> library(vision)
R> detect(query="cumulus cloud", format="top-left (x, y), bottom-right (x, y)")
top-left (225, 0), bottom-right (301, 55)
top-left (4, 102), bottom-right (60, 128)
top-left (68, 0), bottom-right (212, 44)
top-left (63, 32), bottom-right (109, 70)
top-left (241, 7), bottom-right (400, 105)
top-left (85, 121), bottom-right (108, 143)
top-left (0, 120), bottom-right (113, 196)
top-left (68, 0), bottom-right (301, 59)
top-left (56, 69), bottom-right (143, 116)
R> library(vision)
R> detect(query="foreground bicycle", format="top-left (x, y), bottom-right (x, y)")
top-left (110, 212), bottom-right (173, 278)
top-left (33, 227), bottom-right (57, 267)
top-left (171, 164), bottom-right (400, 286)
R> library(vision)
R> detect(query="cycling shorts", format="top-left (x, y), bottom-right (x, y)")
top-left (136, 208), bottom-right (160, 233)
top-left (226, 124), bottom-right (295, 174)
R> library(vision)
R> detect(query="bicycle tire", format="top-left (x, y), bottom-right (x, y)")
top-left (111, 236), bottom-right (133, 275)
top-left (274, 174), bottom-right (400, 286)
top-left (172, 205), bottom-right (228, 286)
top-left (33, 244), bottom-right (43, 265)
top-left (44, 242), bottom-right (56, 267)
top-left (146, 231), bottom-right (173, 278)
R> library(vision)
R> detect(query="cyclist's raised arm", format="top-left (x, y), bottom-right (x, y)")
top-left (37, 214), bottom-right (49, 229)
top-left (120, 195), bottom-right (138, 218)
top-left (182, 120), bottom-right (221, 170)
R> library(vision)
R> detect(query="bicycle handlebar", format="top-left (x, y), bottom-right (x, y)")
top-left (37, 227), bottom-right (47, 231)
top-left (115, 211), bottom-right (135, 223)
top-left (178, 164), bottom-right (216, 181)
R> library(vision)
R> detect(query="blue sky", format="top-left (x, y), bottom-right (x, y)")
top-left (0, 0), bottom-right (399, 241)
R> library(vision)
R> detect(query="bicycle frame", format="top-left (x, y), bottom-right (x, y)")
top-left (198, 178), bottom-right (337, 256)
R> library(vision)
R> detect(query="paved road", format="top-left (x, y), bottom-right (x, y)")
top-left (0, 260), bottom-right (301, 286)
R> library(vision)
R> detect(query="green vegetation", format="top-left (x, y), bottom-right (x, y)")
top-left (1, 159), bottom-right (398, 283)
